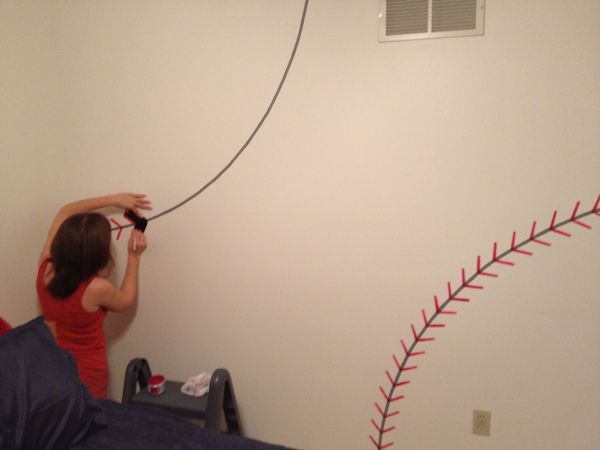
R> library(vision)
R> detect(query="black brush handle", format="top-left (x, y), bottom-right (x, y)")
top-left (124, 209), bottom-right (148, 232)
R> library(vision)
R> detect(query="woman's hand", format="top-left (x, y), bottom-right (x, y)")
top-left (95, 229), bottom-right (147, 313)
top-left (128, 229), bottom-right (147, 257)
top-left (111, 193), bottom-right (152, 215)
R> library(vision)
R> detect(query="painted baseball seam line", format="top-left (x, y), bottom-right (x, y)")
top-left (369, 194), bottom-right (600, 450)
top-left (109, 0), bottom-right (310, 233)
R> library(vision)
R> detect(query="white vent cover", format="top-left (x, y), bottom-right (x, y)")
top-left (379, 0), bottom-right (485, 42)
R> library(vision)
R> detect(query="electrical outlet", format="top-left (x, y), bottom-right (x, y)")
top-left (473, 410), bottom-right (491, 436)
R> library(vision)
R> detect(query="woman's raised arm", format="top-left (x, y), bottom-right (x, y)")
top-left (39, 193), bottom-right (151, 265)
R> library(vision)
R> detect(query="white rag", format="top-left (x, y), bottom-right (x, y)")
top-left (181, 372), bottom-right (212, 397)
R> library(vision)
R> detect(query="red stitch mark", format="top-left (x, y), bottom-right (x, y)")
top-left (379, 386), bottom-right (405, 402)
top-left (461, 267), bottom-right (484, 289)
top-left (493, 241), bottom-right (515, 266)
top-left (550, 210), bottom-right (571, 237)
top-left (386, 370), bottom-right (410, 387)
top-left (571, 201), bottom-right (592, 229)
top-left (392, 354), bottom-right (417, 371)
top-left (511, 231), bottom-right (533, 255)
top-left (110, 218), bottom-right (123, 240)
top-left (422, 308), bottom-right (445, 328)
top-left (530, 221), bottom-right (551, 246)
top-left (434, 295), bottom-right (456, 315)
top-left (448, 281), bottom-right (469, 302)
top-left (402, 339), bottom-right (425, 357)
top-left (375, 402), bottom-right (399, 419)
top-left (594, 195), bottom-right (600, 215)
top-left (411, 324), bottom-right (434, 342)
top-left (477, 255), bottom-right (498, 277)
top-left (369, 435), bottom-right (393, 450)
top-left (371, 419), bottom-right (396, 434)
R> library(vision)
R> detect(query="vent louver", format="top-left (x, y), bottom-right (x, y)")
top-left (380, 0), bottom-right (484, 42)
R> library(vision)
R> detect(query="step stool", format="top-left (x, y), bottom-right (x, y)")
top-left (121, 357), bottom-right (243, 436)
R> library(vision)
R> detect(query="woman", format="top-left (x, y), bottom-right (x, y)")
top-left (36, 193), bottom-right (151, 398)
top-left (0, 316), bottom-right (11, 336)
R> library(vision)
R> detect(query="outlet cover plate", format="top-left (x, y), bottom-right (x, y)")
top-left (473, 410), bottom-right (491, 436)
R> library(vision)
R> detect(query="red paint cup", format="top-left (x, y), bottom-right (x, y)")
top-left (148, 375), bottom-right (166, 396)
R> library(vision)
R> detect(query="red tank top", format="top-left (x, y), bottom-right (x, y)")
top-left (36, 259), bottom-right (109, 399)
top-left (0, 316), bottom-right (11, 335)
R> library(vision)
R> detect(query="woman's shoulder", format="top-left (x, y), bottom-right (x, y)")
top-left (38, 258), bottom-right (51, 271)
top-left (37, 259), bottom-right (54, 287)
top-left (85, 277), bottom-right (116, 297)
top-left (81, 277), bottom-right (115, 312)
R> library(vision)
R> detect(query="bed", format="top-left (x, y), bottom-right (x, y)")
top-left (0, 316), bottom-right (295, 450)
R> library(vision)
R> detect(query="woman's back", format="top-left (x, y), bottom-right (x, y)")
top-left (37, 259), bottom-right (108, 398)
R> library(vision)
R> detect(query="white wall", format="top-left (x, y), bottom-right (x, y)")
top-left (0, 1), bottom-right (66, 322)
top-left (2, 1), bottom-right (599, 449)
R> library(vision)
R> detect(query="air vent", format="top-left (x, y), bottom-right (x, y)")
top-left (379, 0), bottom-right (485, 42)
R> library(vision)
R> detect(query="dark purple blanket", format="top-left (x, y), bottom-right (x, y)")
top-left (73, 400), bottom-right (295, 450)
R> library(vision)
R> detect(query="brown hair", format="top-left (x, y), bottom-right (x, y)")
top-left (47, 213), bottom-right (112, 298)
